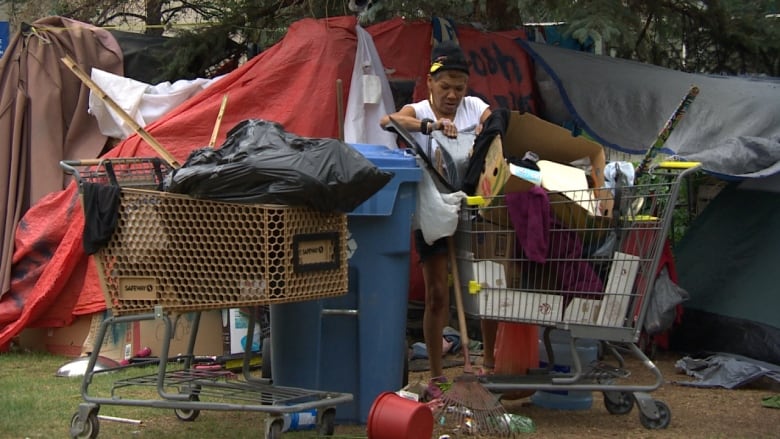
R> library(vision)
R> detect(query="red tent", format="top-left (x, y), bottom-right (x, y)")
top-left (0, 15), bottom-right (536, 349)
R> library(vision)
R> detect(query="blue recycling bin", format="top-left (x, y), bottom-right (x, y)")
top-left (270, 144), bottom-right (420, 424)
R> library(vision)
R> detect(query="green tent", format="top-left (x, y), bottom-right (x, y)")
top-left (671, 180), bottom-right (780, 365)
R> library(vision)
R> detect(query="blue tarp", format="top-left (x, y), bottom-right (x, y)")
top-left (0, 21), bottom-right (9, 58)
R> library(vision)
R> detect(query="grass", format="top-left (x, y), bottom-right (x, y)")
top-left (0, 351), bottom-right (365, 439)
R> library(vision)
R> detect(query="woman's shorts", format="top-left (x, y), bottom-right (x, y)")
top-left (413, 229), bottom-right (448, 263)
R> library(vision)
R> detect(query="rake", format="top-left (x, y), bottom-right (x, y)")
top-left (433, 238), bottom-right (513, 437)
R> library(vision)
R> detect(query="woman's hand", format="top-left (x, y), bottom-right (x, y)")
top-left (435, 118), bottom-right (458, 138)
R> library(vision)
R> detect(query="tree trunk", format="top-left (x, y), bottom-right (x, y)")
top-left (484, 0), bottom-right (517, 30)
top-left (146, 0), bottom-right (164, 36)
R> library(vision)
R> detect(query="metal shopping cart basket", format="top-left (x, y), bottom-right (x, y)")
top-left (455, 161), bottom-right (701, 430)
top-left (61, 158), bottom-right (352, 439)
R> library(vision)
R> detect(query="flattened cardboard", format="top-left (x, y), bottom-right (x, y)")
top-left (480, 289), bottom-right (563, 324)
top-left (597, 252), bottom-right (641, 327)
top-left (563, 298), bottom-right (602, 324)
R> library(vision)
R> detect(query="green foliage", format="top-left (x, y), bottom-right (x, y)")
top-left (2, 0), bottom-right (777, 78)
top-left (0, 351), bottom-right (320, 438)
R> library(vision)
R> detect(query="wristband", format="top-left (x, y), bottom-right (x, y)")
top-left (420, 118), bottom-right (434, 135)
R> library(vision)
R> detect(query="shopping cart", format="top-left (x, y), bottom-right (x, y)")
top-left (455, 161), bottom-right (701, 430)
top-left (61, 158), bottom-right (353, 439)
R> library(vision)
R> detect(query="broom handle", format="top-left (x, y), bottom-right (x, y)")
top-left (448, 236), bottom-right (473, 374)
top-left (635, 85), bottom-right (699, 177)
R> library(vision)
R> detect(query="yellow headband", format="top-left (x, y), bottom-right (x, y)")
top-left (430, 61), bottom-right (443, 73)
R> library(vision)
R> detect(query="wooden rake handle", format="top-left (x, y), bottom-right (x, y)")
top-left (448, 236), bottom-right (473, 374)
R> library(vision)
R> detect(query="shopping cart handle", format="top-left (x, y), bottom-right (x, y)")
top-left (656, 161), bottom-right (701, 169)
top-left (466, 196), bottom-right (487, 206)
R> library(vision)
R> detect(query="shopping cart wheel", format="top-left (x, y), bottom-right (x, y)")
top-left (638, 400), bottom-right (671, 429)
top-left (603, 391), bottom-right (634, 415)
top-left (70, 411), bottom-right (99, 439)
top-left (174, 394), bottom-right (201, 422)
top-left (266, 419), bottom-right (283, 439)
top-left (317, 408), bottom-right (336, 436)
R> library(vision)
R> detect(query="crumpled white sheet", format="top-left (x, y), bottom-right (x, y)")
top-left (343, 25), bottom-right (397, 147)
top-left (414, 158), bottom-right (466, 244)
top-left (88, 68), bottom-right (219, 139)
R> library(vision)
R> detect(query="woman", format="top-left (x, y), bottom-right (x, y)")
top-left (380, 40), bottom-right (492, 400)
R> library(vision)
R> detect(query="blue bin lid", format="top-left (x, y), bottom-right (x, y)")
top-left (348, 143), bottom-right (420, 216)
top-left (349, 143), bottom-right (418, 169)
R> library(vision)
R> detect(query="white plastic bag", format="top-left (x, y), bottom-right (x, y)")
top-left (415, 162), bottom-right (465, 245)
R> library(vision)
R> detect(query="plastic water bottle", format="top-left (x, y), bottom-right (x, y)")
top-left (281, 409), bottom-right (318, 432)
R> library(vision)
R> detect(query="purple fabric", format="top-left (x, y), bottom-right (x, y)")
top-left (506, 188), bottom-right (604, 296)
top-left (546, 219), bottom-right (604, 295)
top-left (506, 187), bottom-right (550, 263)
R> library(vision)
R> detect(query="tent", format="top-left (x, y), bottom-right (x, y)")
top-left (0, 16), bottom-right (536, 349)
top-left (671, 177), bottom-right (780, 365)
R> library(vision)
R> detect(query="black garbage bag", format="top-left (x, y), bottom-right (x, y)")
top-left (167, 119), bottom-right (393, 212)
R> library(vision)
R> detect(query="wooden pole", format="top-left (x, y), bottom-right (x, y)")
top-left (336, 79), bottom-right (344, 141)
top-left (60, 55), bottom-right (181, 168)
top-left (209, 94), bottom-right (229, 147)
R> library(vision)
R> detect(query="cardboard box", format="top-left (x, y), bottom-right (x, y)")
top-left (475, 136), bottom-right (536, 225)
top-left (596, 252), bottom-right (641, 327)
top-left (502, 111), bottom-right (605, 165)
top-left (456, 258), bottom-right (509, 317)
top-left (139, 310), bottom-right (226, 358)
top-left (19, 310), bottom-right (226, 361)
top-left (455, 220), bottom-right (524, 317)
top-left (469, 220), bottom-right (515, 261)
top-left (479, 288), bottom-right (563, 323)
top-left (19, 312), bottom-right (135, 361)
top-left (475, 112), bottom-right (610, 228)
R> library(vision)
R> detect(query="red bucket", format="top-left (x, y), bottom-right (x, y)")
top-left (367, 392), bottom-right (433, 439)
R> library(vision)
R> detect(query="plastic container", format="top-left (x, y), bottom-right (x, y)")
top-left (494, 322), bottom-right (538, 399)
top-left (531, 329), bottom-right (598, 410)
top-left (281, 409), bottom-right (317, 432)
top-left (366, 392), bottom-right (433, 439)
top-left (271, 144), bottom-right (420, 424)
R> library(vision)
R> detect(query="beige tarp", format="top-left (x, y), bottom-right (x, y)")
top-left (0, 16), bottom-right (123, 298)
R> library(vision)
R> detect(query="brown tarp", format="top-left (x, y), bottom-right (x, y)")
top-left (0, 17), bottom-right (123, 299)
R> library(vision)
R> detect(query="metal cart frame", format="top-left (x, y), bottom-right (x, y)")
top-left (455, 162), bottom-right (701, 430)
top-left (61, 158), bottom-right (353, 439)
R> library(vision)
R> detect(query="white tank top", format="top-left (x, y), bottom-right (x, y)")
top-left (408, 96), bottom-right (489, 159)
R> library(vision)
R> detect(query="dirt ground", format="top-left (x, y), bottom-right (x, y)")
top-left (335, 349), bottom-right (780, 438)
